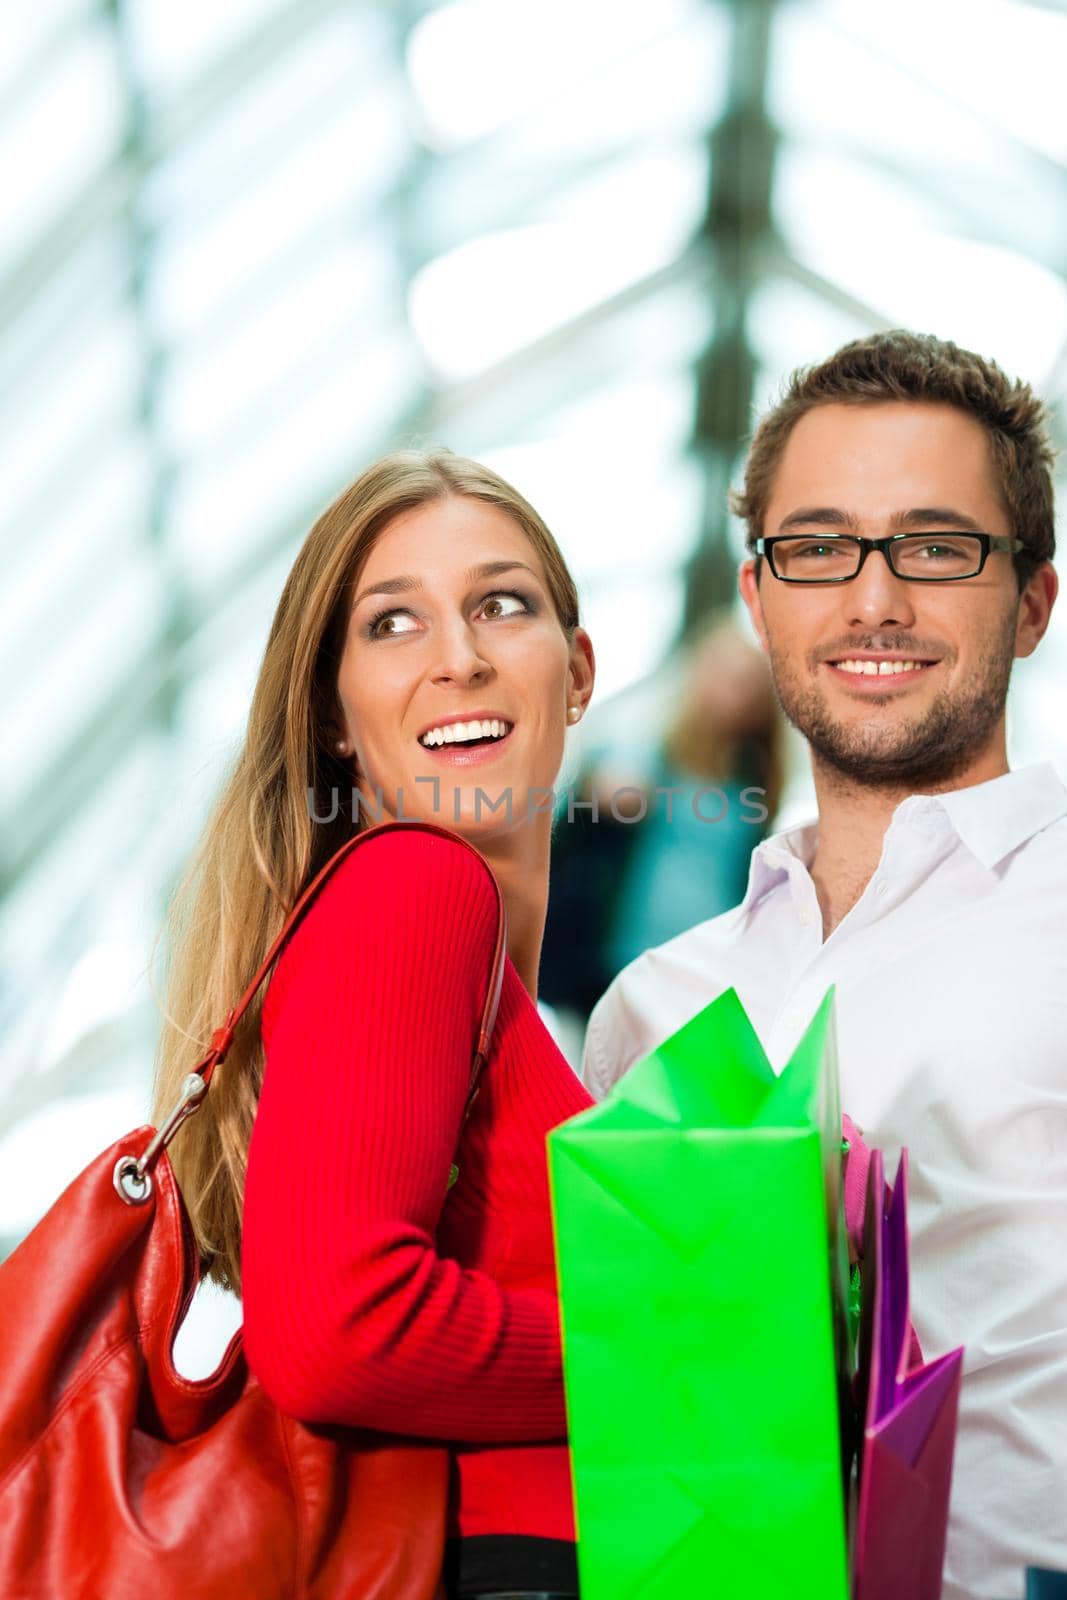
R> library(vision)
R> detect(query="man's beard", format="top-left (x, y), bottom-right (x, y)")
top-left (766, 617), bottom-right (1016, 790)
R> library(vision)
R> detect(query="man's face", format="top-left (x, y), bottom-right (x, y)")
top-left (739, 400), bottom-right (1052, 789)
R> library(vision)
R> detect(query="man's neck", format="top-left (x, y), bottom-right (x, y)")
top-left (808, 740), bottom-right (1009, 938)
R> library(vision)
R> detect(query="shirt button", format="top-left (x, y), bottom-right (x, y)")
top-left (797, 907), bottom-right (814, 926)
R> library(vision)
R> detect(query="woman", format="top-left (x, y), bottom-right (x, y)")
top-left (151, 449), bottom-right (596, 1599)
top-left (603, 613), bottom-right (782, 974)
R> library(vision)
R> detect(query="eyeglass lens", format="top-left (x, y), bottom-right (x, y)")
top-left (772, 533), bottom-right (984, 581)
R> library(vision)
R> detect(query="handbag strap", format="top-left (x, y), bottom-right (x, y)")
top-left (189, 819), bottom-right (507, 1098)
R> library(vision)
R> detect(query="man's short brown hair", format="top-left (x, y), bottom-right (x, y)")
top-left (733, 330), bottom-right (1057, 588)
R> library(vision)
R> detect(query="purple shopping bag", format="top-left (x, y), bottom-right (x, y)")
top-left (852, 1148), bottom-right (963, 1600)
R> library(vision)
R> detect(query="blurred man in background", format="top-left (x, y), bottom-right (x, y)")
top-left (583, 331), bottom-right (1065, 1600)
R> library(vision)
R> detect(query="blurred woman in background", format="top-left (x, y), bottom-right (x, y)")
top-left (540, 614), bottom-right (782, 1024)
top-left (605, 614), bottom-right (783, 972)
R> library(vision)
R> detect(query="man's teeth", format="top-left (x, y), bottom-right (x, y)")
top-left (419, 719), bottom-right (512, 747)
top-left (834, 659), bottom-right (928, 676)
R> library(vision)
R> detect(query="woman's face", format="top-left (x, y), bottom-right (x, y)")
top-left (688, 630), bottom-right (774, 735)
top-left (336, 494), bottom-right (594, 841)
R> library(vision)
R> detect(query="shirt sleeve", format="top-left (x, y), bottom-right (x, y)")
top-left (241, 827), bottom-right (567, 1442)
top-left (582, 972), bottom-right (636, 1100)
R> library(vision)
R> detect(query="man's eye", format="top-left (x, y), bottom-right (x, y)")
top-left (368, 608), bottom-right (419, 639)
top-left (477, 591), bottom-right (531, 620)
top-left (914, 540), bottom-right (967, 559)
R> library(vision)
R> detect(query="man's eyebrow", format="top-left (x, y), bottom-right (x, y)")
top-left (776, 507), bottom-right (859, 533)
top-left (889, 507), bottom-right (985, 532)
top-left (775, 506), bottom-right (988, 534)
top-left (351, 560), bottom-right (540, 612)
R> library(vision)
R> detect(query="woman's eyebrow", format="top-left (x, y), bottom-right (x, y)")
top-left (353, 560), bottom-right (540, 611)
top-left (465, 559), bottom-right (540, 583)
top-left (351, 574), bottom-right (421, 611)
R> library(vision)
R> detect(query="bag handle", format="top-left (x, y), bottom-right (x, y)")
top-left (129, 822), bottom-right (507, 1189)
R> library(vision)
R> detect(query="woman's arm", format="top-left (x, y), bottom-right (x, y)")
top-left (241, 828), bottom-right (566, 1442)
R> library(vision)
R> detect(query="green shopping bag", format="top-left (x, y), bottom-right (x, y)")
top-left (549, 988), bottom-right (851, 1599)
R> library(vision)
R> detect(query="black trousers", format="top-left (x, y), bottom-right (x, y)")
top-left (446, 1535), bottom-right (578, 1597)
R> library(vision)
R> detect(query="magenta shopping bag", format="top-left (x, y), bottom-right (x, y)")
top-left (852, 1147), bottom-right (963, 1600)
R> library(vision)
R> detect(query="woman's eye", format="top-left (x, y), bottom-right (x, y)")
top-left (368, 608), bottom-right (419, 639)
top-left (477, 591), bottom-right (531, 620)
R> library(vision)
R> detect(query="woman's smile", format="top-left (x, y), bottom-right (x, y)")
top-left (415, 712), bottom-right (518, 767)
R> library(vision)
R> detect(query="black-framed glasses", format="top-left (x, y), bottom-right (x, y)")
top-left (755, 532), bottom-right (1024, 584)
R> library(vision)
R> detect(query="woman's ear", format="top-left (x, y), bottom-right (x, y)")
top-left (568, 627), bottom-right (596, 714)
top-left (324, 716), bottom-right (354, 760)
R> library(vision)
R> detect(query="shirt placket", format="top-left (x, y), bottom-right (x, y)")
top-left (764, 859), bottom-right (827, 1065)
top-left (761, 805), bottom-right (954, 1068)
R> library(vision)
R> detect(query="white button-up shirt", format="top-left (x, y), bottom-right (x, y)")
top-left (582, 765), bottom-right (1067, 1600)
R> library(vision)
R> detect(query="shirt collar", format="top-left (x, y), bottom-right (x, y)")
top-left (737, 763), bottom-right (1067, 909)
top-left (737, 816), bottom-right (818, 914)
top-left (915, 764), bottom-right (1067, 870)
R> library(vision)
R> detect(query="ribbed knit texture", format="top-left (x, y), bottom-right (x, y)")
top-left (241, 827), bottom-right (592, 1543)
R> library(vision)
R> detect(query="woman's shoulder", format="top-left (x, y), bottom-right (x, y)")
top-left (286, 832), bottom-right (499, 953)
top-left (262, 826), bottom-right (501, 1032)
top-left (323, 823), bottom-right (500, 909)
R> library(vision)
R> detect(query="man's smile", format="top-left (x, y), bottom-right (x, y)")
top-left (816, 643), bottom-right (944, 694)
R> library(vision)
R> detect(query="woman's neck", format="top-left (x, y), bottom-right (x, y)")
top-left (478, 821), bottom-right (552, 999)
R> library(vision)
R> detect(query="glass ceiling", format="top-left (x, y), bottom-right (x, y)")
top-left (2, 0), bottom-right (1065, 1251)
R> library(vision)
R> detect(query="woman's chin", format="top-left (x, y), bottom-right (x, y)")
top-left (357, 772), bottom-right (559, 839)
top-left (435, 781), bottom-right (548, 839)
top-left (429, 779), bottom-right (557, 838)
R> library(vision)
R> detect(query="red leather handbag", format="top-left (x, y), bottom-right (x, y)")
top-left (0, 821), bottom-right (507, 1600)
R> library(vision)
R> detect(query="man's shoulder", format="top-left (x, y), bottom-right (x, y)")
top-left (582, 903), bottom-right (744, 1099)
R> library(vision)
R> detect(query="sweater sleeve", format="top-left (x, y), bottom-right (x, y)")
top-left (240, 828), bottom-right (567, 1442)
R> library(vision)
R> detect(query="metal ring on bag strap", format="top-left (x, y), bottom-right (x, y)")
top-left (115, 821), bottom-right (508, 1206)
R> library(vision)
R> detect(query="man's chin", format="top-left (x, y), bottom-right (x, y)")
top-left (782, 687), bottom-right (1006, 790)
top-left (807, 734), bottom-right (966, 789)
top-left (804, 709), bottom-right (1000, 788)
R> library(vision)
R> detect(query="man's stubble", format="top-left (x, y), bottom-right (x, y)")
top-left (764, 612), bottom-right (1018, 790)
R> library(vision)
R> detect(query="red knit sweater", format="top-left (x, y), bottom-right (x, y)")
top-left (241, 826), bottom-right (592, 1548)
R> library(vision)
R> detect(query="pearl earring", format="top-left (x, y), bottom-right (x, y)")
top-left (566, 705), bottom-right (581, 725)
top-left (335, 738), bottom-right (348, 754)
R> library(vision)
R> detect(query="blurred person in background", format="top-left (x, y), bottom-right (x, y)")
top-left (583, 330), bottom-right (1065, 1600)
top-left (539, 614), bottom-right (782, 1024)
top-left (153, 449), bottom-right (595, 1600)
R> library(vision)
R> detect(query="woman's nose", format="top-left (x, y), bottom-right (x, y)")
top-left (430, 618), bottom-right (493, 686)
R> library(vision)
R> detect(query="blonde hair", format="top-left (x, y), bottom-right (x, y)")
top-left (151, 448), bottom-right (580, 1292)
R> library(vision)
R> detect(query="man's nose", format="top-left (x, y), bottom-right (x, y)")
top-left (430, 616), bottom-right (493, 686)
top-left (842, 547), bottom-right (917, 631)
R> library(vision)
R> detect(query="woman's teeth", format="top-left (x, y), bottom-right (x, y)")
top-left (834, 659), bottom-right (928, 676)
top-left (419, 719), bottom-right (512, 748)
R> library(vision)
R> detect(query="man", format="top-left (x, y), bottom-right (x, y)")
top-left (582, 331), bottom-right (1064, 1600)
